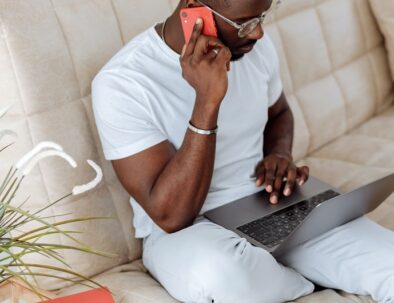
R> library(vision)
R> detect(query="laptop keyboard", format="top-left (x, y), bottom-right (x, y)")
top-left (236, 189), bottom-right (340, 248)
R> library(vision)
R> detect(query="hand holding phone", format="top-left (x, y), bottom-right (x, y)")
top-left (179, 18), bottom-right (232, 108)
top-left (180, 6), bottom-right (218, 44)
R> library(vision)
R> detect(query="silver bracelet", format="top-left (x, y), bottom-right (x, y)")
top-left (188, 121), bottom-right (218, 135)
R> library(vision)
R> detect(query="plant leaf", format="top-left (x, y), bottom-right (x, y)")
top-left (0, 166), bottom-right (15, 194)
top-left (7, 263), bottom-right (105, 289)
top-left (0, 142), bottom-right (15, 153)
top-left (1, 203), bottom-right (90, 247)
top-left (14, 217), bottom-right (112, 242)
top-left (0, 103), bottom-right (14, 119)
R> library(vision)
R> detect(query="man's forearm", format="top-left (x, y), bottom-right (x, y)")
top-left (149, 99), bottom-right (219, 233)
top-left (263, 107), bottom-right (294, 159)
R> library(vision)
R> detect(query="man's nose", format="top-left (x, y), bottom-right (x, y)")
top-left (246, 24), bottom-right (264, 40)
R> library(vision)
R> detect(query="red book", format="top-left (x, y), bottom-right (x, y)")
top-left (40, 287), bottom-right (115, 303)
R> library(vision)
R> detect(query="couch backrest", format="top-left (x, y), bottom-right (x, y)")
top-left (0, 0), bottom-right (177, 291)
top-left (265, 0), bottom-right (393, 160)
top-left (0, 0), bottom-right (392, 291)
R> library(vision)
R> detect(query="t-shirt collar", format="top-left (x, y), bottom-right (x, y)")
top-left (150, 23), bottom-right (180, 64)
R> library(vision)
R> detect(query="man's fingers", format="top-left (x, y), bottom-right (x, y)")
top-left (193, 36), bottom-right (224, 62)
top-left (274, 161), bottom-right (287, 191)
top-left (205, 48), bottom-right (219, 61)
top-left (284, 167), bottom-right (297, 196)
top-left (212, 46), bottom-right (232, 68)
top-left (192, 35), bottom-right (210, 62)
top-left (270, 192), bottom-right (279, 205)
top-left (270, 163), bottom-right (287, 204)
top-left (185, 18), bottom-right (203, 57)
top-left (271, 177), bottom-right (282, 203)
top-left (255, 164), bottom-right (265, 187)
top-left (296, 166), bottom-right (310, 185)
top-left (264, 163), bottom-right (277, 194)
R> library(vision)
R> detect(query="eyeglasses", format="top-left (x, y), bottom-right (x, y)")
top-left (196, 0), bottom-right (279, 38)
top-left (196, 0), bottom-right (281, 39)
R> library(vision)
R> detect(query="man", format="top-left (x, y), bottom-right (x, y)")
top-left (92, 0), bottom-right (394, 302)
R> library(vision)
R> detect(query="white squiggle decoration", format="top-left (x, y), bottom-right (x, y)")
top-left (0, 103), bottom-right (13, 119)
top-left (15, 141), bottom-right (63, 170)
top-left (13, 142), bottom-right (102, 195)
top-left (0, 129), bottom-right (17, 142)
top-left (20, 150), bottom-right (77, 176)
top-left (72, 160), bottom-right (103, 195)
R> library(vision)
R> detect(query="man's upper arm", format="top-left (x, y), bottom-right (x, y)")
top-left (268, 91), bottom-right (289, 120)
top-left (261, 34), bottom-right (283, 108)
top-left (111, 140), bottom-right (176, 218)
top-left (91, 72), bottom-right (171, 218)
top-left (91, 72), bottom-right (167, 161)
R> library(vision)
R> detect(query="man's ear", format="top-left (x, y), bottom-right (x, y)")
top-left (185, 0), bottom-right (204, 8)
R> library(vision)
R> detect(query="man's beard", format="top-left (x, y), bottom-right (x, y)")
top-left (216, 29), bottom-right (256, 61)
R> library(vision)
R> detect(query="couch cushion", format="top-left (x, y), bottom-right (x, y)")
top-left (0, 0), bottom-right (176, 291)
top-left (265, 0), bottom-right (394, 161)
top-left (55, 260), bottom-right (179, 303)
top-left (369, 0), bottom-right (394, 82)
top-left (55, 259), bottom-right (376, 303)
top-left (297, 105), bottom-right (394, 230)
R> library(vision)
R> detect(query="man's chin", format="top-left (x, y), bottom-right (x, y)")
top-left (230, 53), bottom-right (245, 61)
top-left (230, 45), bottom-right (256, 61)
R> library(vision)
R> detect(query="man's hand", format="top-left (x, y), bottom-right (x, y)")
top-left (254, 153), bottom-right (309, 205)
top-left (180, 18), bottom-right (232, 108)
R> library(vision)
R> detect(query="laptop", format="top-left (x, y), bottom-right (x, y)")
top-left (204, 173), bottom-right (394, 257)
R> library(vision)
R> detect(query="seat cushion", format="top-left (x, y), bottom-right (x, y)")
top-left (55, 259), bottom-right (376, 303)
top-left (55, 260), bottom-right (179, 303)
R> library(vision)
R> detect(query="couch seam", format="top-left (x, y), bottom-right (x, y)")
top-left (314, 2), bottom-right (349, 135)
top-left (354, 0), bottom-right (379, 116)
top-left (275, 22), bottom-right (296, 94)
top-left (308, 154), bottom-right (392, 168)
top-left (49, 0), bottom-right (83, 99)
top-left (45, 1), bottom-right (88, 275)
top-left (109, 0), bottom-right (125, 45)
top-left (303, 155), bottom-right (394, 171)
top-left (17, 97), bottom-right (81, 119)
top-left (347, 132), bottom-right (394, 143)
top-left (0, 2), bottom-right (64, 272)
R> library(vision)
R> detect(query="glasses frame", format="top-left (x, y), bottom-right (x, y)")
top-left (196, 0), bottom-right (280, 38)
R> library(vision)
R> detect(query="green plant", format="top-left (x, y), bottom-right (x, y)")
top-left (0, 104), bottom-right (115, 299)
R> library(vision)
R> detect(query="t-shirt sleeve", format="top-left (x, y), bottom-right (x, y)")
top-left (91, 71), bottom-right (167, 161)
top-left (263, 34), bottom-right (283, 107)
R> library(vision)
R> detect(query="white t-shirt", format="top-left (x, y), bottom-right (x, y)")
top-left (92, 25), bottom-right (283, 238)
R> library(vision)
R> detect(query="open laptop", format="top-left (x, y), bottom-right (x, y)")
top-left (204, 173), bottom-right (394, 257)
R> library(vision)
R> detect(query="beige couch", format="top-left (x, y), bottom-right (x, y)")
top-left (0, 0), bottom-right (393, 302)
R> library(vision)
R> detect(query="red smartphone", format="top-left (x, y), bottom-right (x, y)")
top-left (180, 7), bottom-right (218, 44)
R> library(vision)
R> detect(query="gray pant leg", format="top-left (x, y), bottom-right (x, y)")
top-left (143, 218), bottom-right (314, 303)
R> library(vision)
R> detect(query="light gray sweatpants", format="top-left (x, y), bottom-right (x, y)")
top-left (142, 216), bottom-right (394, 303)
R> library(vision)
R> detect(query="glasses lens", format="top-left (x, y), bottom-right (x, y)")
top-left (238, 18), bottom-right (260, 38)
